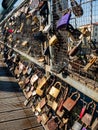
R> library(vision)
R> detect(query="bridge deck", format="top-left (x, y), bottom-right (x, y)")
top-left (0, 55), bottom-right (44, 130)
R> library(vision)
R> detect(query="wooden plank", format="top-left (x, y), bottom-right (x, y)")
top-left (28, 126), bottom-right (44, 130)
top-left (0, 117), bottom-right (41, 130)
top-left (0, 108), bottom-right (34, 123)
top-left (0, 76), bottom-right (17, 82)
top-left (0, 96), bottom-right (25, 103)
top-left (29, 127), bottom-right (44, 130)
top-left (0, 92), bottom-right (23, 99)
top-left (0, 101), bottom-right (25, 113)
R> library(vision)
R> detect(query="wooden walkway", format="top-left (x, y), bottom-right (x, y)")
top-left (0, 55), bottom-right (44, 130)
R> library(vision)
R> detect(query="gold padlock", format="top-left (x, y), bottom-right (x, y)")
top-left (21, 41), bottom-right (28, 46)
top-left (49, 82), bottom-right (61, 98)
top-left (81, 27), bottom-right (91, 37)
top-left (33, 16), bottom-right (39, 23)
top-left (49, 35), bottom-right (58, 46)
top-left (83, 54), bottom-right (97, 71)
top-left (19, 23), bottom-right (24, 32)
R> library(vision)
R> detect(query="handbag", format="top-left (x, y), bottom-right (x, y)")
top-left (63, 92), bottom-right (80, 111)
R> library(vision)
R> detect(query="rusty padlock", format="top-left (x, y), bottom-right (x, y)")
top-left (63, 91), bottom-right (80, 111)
top-left (81, 101), bottom-right (96, 127)
top-left (47, 117), bottom-right (58, 130)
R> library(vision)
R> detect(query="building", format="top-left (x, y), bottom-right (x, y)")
top-left (79, 22), bottom-right (98, 43)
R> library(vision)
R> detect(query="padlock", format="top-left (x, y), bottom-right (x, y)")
top-left (43, 24), bottom-right (51, 33)
top-left (47, 117), bottom-right (58, 130)
top-left (82, 127), bottom-right (87, 130)
top-left (26, 91), bottom-right (33, 99)
top-left (57, 11), bottom-right (71, 30)
top-left (68, 40), bottom-right (82, 56)
top-left (49, 82), bottom-right (61, 99)
top-left (33, 16), bottom-right (39, 23)
top-left (56, 109), bottom-right (64, 118)
top-left (49, 35), bottom-right (58, 46)
top-left (83, 54), bottom-right (97, 71)
top-left (56, 87), bottom-right (68, 117)
top-left (91, 118), bottom-right (98, 130)
top-left (38, 1), bottom-right (45, 9)
top-left (81, 101), bottom-right (96, 127)
top-left (21, 41), bottom-right (28, 46)
top-left (72, 121), bottom-right (82, 130)
top-left (36, 98), bottom-right (46, 112)
top-left (71, 104), bottom-right (87, 130)
top-left (51, 101), bottom-right (58, 111)
top-left (70, 0), bottom-right (83, 17)
top-left (79, 105), bottom-right (87, 119)
top-left (36, 76), bottom-right (47, 96)
top-left (19, 22), bottom-right (24, 32)
top-left (14, 66), bottom-right (20, 76)
top-left (19, 62), bottom-right (24, 73)
top-left (81, 27), bottom-right (91, 37)
top-left (41, 113), bottom-right (49, 125)
top-left (63, 91), bottom-right (80, 111)
top-left (36, 88), bottom-right (43, 97)
top-left (39, 1), bottom-right (49, 16)
top-left (30, 74), bottom-right (38, 85)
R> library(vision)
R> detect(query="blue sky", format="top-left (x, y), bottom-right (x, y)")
top-left (0, 0), bottom-right (25, 20)
top-left (0, 0), bottom-right (24, 12)
top-left (69, 0), bottom-right (98, 27)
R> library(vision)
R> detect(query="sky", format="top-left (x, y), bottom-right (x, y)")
top-left (69, 0), bottom-right (98, 27)
top-left (0, 0), bottom-right (24, 13)
top-left (0, 0), bottom-right (25, 21)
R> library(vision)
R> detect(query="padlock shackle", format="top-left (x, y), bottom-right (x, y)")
top-left (53, 81), bottom-right (61, 89)
top-left (70, 91), bottom-right (80, 101)
top-left (87, 101), bottom-right (96, 116)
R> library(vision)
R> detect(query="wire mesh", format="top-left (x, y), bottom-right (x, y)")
top-left (1, 0), bottom-right (98, 86)
top-left (51, 0), bottom-right (98, 84)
